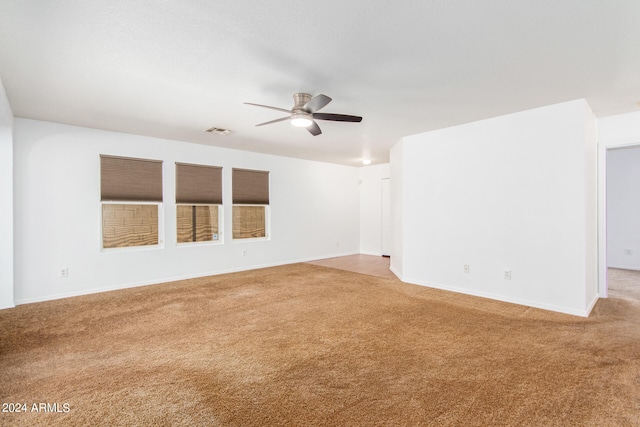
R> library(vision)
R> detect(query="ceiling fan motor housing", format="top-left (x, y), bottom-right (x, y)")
top-left (293, 93), bottom-right (312, 109)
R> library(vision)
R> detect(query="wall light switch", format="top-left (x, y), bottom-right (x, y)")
top-left (624, 248), bottom-right (632, 256)
top-left (464, 265), bottom-right (470, 274)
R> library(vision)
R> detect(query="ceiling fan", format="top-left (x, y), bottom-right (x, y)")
top-left (245, 93), bottom-right (362, 136)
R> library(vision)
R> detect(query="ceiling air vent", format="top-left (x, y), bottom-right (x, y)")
top-left (205, 127), bottom-right (232, 135)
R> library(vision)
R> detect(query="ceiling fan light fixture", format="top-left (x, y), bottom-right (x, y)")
top-left (245, 93), bottom-right (362, 136)
top-left (290, 112), bottom-right (313, 127)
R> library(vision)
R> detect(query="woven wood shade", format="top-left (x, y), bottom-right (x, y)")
top-left (175, 163), bottom-right (223, 204)
top-left (100, 155), bottom-right (163, 202)
top-left (232, 168), bottom-right (270, 205)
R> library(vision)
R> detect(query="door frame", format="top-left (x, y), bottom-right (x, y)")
top-left (598, 139), bottom-right (640, 298)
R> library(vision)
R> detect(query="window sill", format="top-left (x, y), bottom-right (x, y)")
top-left (177, 240), bottom-right (224, 247)
top-left (101, 243), bottom-right (164, 253)
top-left (232, 236), bottom-right (270, 243)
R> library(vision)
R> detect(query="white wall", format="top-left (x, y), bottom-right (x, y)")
top-left (389, 142), bottom-right (404, 278)
top-left (0, 78), bottom-right (14, 309)
top-left (391, 99), bottom-right (598, 316)
top-left (359, 163), bottom-right (390, 255)
top-left (584, 107), bottom-right (598, 307)
top-left (13, 119), bottom-right (360, 304)
top-left (606, 146), bottom-right (640, 270)
top-left (599, 111), bottom-right (640, 146)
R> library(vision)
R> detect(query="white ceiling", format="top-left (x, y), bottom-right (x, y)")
top-left (1, 1), bottom-right (640, 166)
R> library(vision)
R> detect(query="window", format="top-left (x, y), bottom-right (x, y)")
top-left (175, 163), bottom-right (222, 243)
top-left (100, 155), bottom-right (163, 249)
top-left (232, 168), bottom-right (269, 239)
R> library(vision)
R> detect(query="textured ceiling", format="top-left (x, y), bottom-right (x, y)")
top-left (1, 1), bottom-right (640, 165)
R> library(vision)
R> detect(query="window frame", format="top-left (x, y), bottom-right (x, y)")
top-left (174, 162), bottom-right (224, 246)
top-left (100, 154), bottom-right (164, 251)
top-left (231, 168), bottom-right (270, 242)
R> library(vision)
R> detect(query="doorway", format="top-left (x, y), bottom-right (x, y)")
top-left (600, 142), bottom-right (640, 299)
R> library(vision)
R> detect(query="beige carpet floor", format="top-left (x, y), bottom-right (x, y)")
top-left (1, 263), bottom-right (639, 426)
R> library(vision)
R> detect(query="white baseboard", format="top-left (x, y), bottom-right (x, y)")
top-left (607, 265), bottom-right (640, 272)
top-left (585, 294), bottom-right (599, 316)
top-left (389, 265), bottom-right (402, 280)
top-left (400, 276), bottom-right (595, 317)
top-left (12, 252), bottom-right (597, 318)
top-left (359, 250), bottom-right (382, 256)
top-left (13, 251), bottom-right (360, 306)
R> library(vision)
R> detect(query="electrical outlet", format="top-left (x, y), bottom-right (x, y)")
top-left (464, 265), bottom-right (470, 274)
top-left (504, 270), bottom-right (511, 280)
top-left (242, 250), bottom-right (247, 256)
top-left (624, 248), bottom-right (632, 256)
top-left (59, 268), bottom-right (69, 278)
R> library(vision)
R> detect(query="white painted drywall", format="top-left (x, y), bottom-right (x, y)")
top-left (381, 178), bottom-right (391, 256)
top-left (13, 119), bottom-right (360, 304)
top-left (606, 146), bottom-right (640, 270)
top-left (599, 111), bottom-right (640, 146)
top-left (0, 79), bottom-right (14, 309)
top-left (391, 99), bottom-right (598, 316)
top-left (584, 106), bottom-right (598, 307)
top-left (358, 163), bottom-right (390, 255)
top-left (389, 142), bottom-right (404, 279)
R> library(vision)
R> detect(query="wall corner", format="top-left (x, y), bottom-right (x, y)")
top-left (0, 76), bottom-right (15, 309)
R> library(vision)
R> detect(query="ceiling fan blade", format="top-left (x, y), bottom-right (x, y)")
top-left (307, 121), bottom-right (322, 136)
top-left (312, 113), bottom-right (362, 122)
top-left (303, 94), bottom-right (332, 113)
top-left (255, 116), bottom-right (290, 126)
top-left (244, 102), bottom-right (291, 114)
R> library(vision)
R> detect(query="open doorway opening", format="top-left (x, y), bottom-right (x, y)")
top-left (600, 143), bottom-right (640, 301)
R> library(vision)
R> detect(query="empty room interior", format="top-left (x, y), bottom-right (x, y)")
top-left (1, 1), bottom-right (640, 425)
